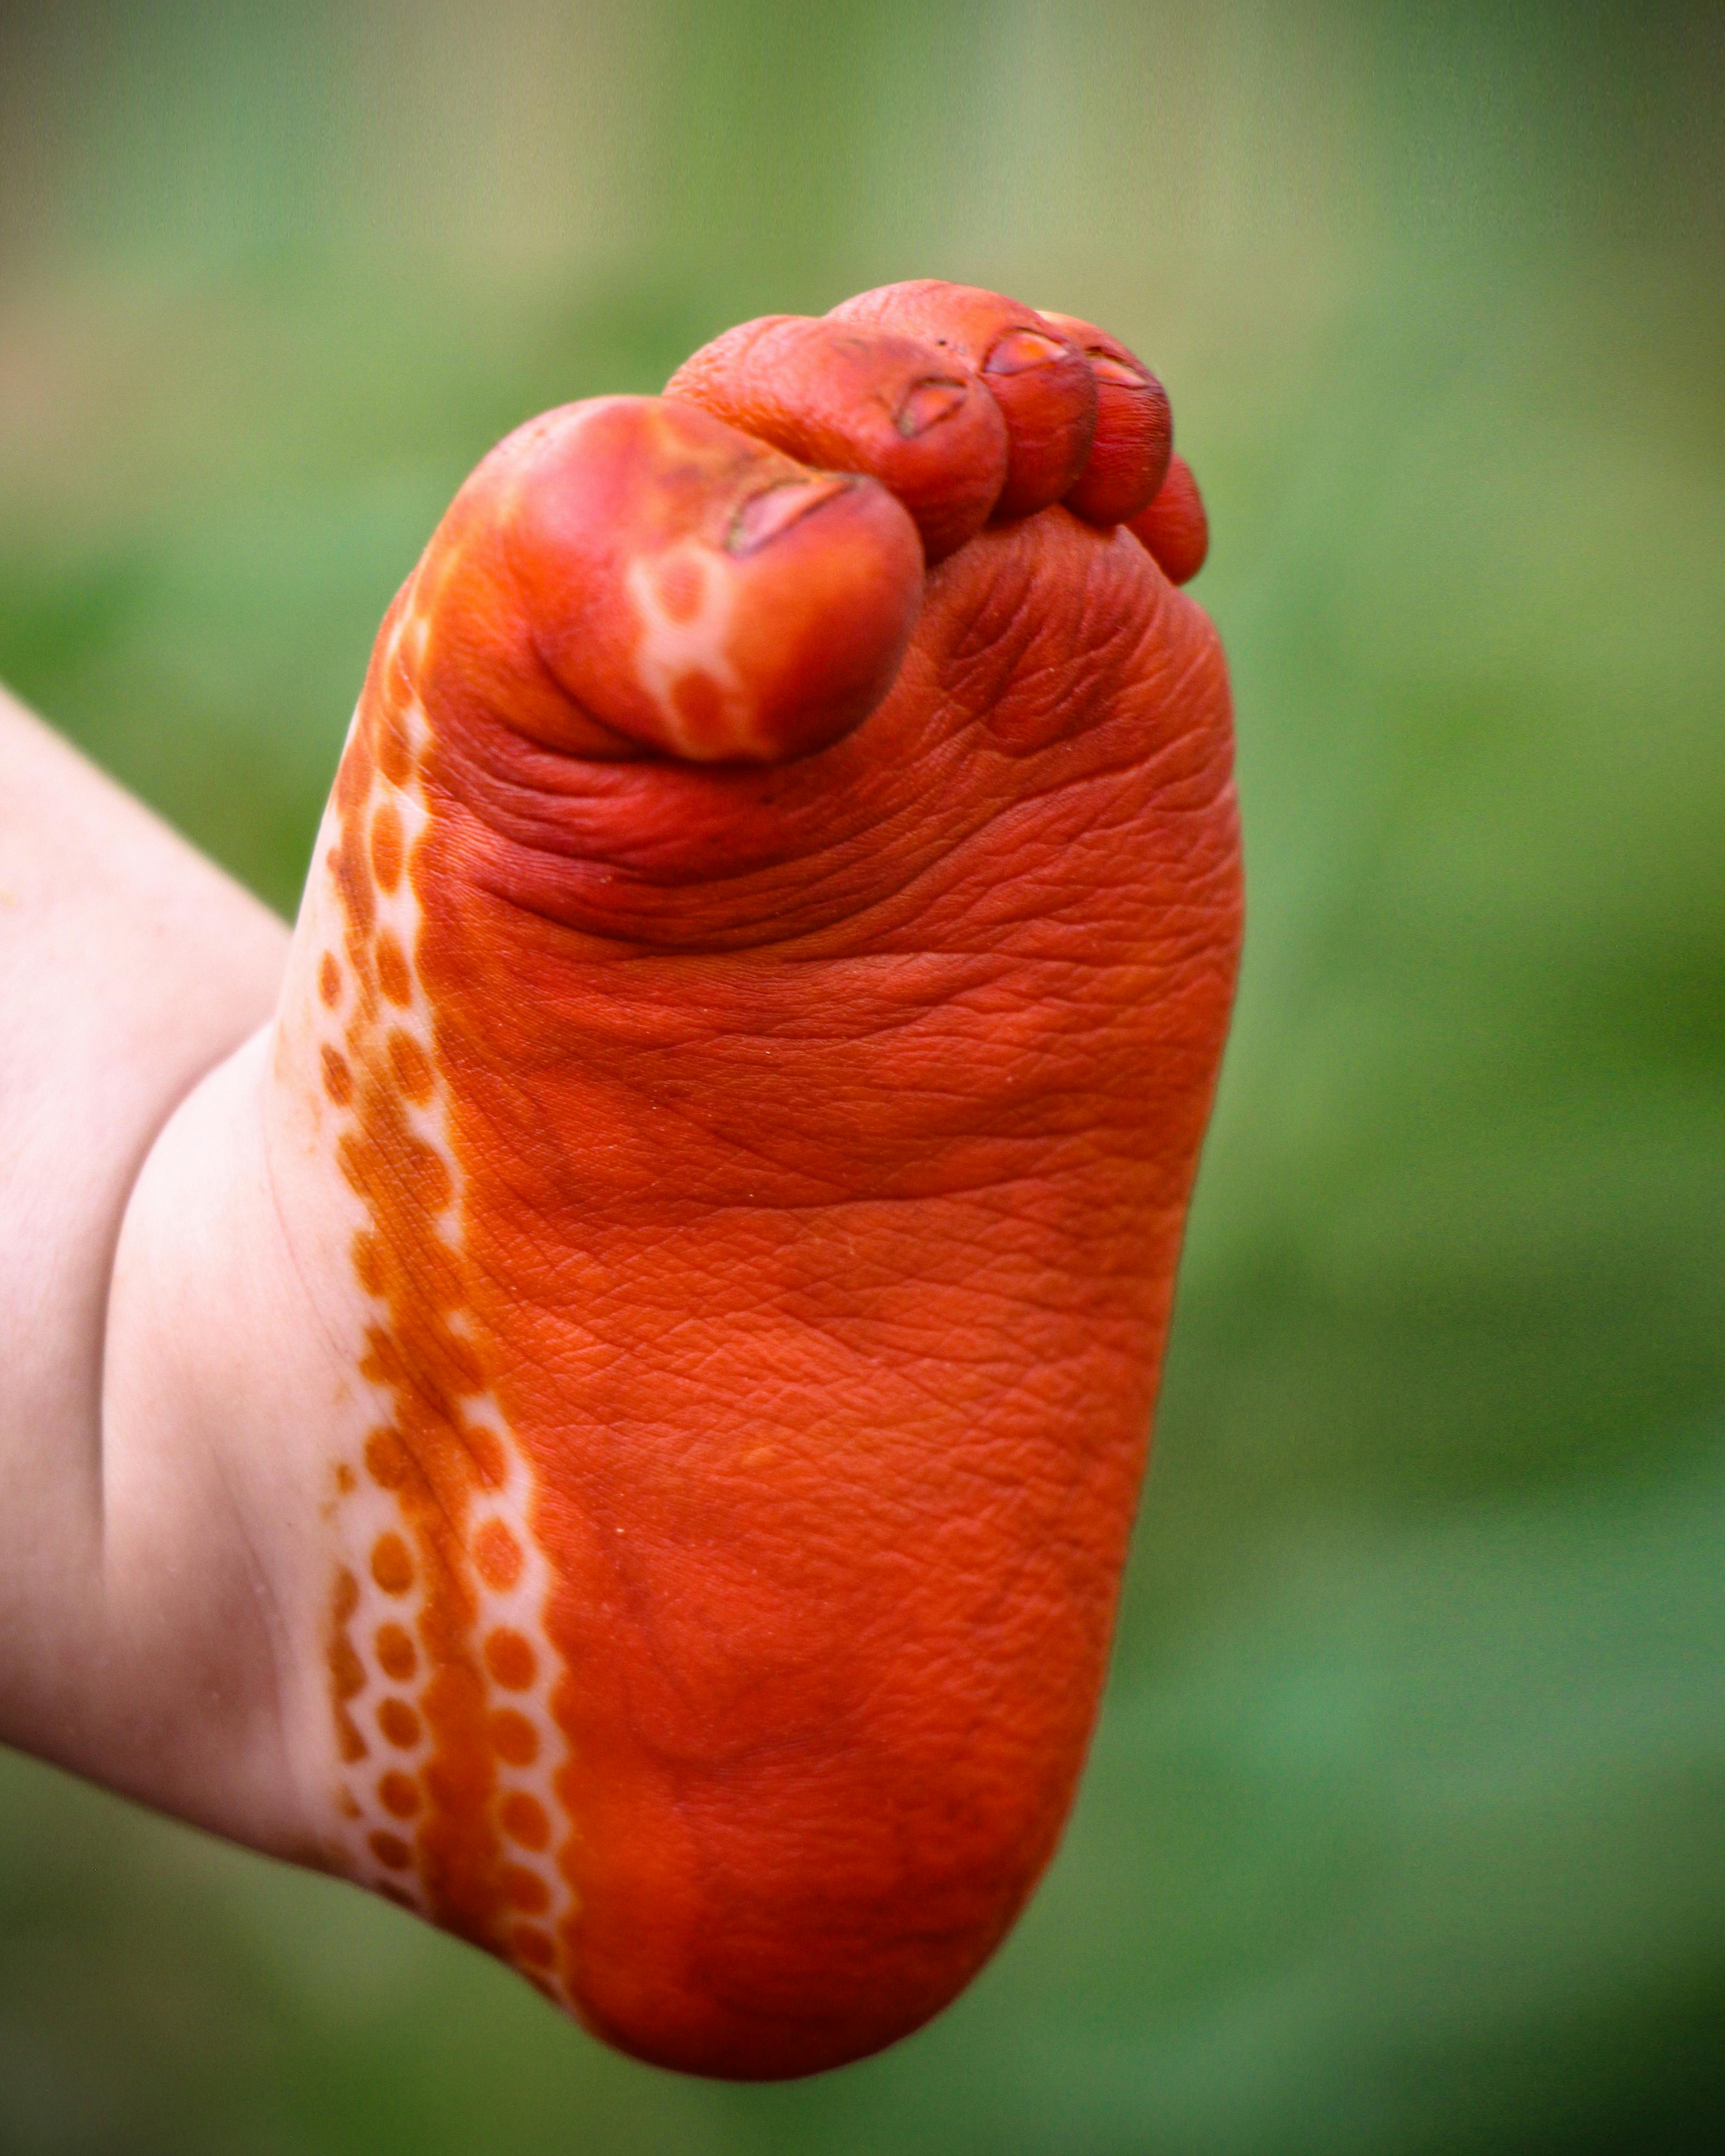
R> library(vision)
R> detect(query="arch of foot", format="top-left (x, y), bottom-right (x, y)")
top-left (300, 583), bottom-right (576, 2002)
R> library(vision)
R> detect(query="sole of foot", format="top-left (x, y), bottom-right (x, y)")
top-left (259, 280), bottom-right (1238, 2078)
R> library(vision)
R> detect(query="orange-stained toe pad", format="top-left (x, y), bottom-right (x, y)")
top-left (283, 283), bottom-right (1238, 2082)
top-left (1130, 450), bottom-right (1210, 585)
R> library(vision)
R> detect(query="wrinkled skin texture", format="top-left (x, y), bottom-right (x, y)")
top-left (264, 281), bottom-right (1239, 2078)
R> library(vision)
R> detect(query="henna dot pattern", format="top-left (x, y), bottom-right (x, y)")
top-left (485, 1628), bottom-right (536, 1690)
top-left (287, 586), bottom-right (576, 2002)
top-left (376, 1623), bottom-right (417, 1681)
top-left (500, 1792), bottom-right (551, 1852)
top-left (379, 1772), bottom-right (421, 1819)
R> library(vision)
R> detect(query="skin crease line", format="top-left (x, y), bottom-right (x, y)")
top-left (0, 278), bottom-right (1237, 2083)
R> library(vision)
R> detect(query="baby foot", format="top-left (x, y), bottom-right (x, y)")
top-left (259, 280), bottom-right (1238, 2078)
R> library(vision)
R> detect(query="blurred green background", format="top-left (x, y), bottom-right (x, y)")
top-left (2, 2), bottom-right (1723, 2150)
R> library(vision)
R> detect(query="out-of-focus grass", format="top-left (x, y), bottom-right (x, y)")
top-left (1, 4), bottom-right (1722, 2151)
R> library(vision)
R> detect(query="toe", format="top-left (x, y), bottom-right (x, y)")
top-left (1035, 312), bottom-right (1172, 528)
top-left (665, 316), bottom-right (1009, 564)
top-left (1128, 452), bottom-right (1209, 584)
top-left (828, 280), bottom-right (1097, 523)
top-left (419, 396), bottom-right (924, 765)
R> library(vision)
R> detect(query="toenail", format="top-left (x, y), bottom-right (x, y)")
top-left (894, 377), bottom-right (969, 437)
top-left (726, 475), bottom-right (855, 555)
top-left (1088, 353), bottom-right (1148, 389)
top-left (983, 328), bottom-right (1069, 375)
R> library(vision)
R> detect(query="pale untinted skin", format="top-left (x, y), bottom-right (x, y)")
top-left (0, 281), bottom-right (1233, 2079)
top-left (0, 688), bottom-right (291, 1832)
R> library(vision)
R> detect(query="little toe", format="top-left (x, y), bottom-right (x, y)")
top-left (1035, 311), bottom-right (1173, 528)
top-left (828, 280), bottom-right (1097, 523)
top-left (1128, 451), bottom-right (1209, 584)
top-left (423, 396), bottom-right (924, 766)
top-left (666, 315), bottom-right (1009, 564)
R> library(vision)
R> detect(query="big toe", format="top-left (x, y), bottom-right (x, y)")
top-left (413, 395), bottom-right (924, 766)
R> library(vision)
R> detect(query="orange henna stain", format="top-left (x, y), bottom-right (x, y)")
top-left (376, 1623), bottom-right (418, 1681)
top-left (471, 1520), bottom-right (522, 1592)
top-left (503, 1865), bottom-right (552, 1915)
top-left (410, 414), bottom-right (1237, 2078)
top-left (485, 1629), bottom-right (536, 1690)
top-left (513, 1925), bottom-right (557, 1969)
top-left (500, 1793), bottom-right (550, 1851)
top-left (375, 931), bottom-right (412, 1007)
top-left (370, 801), bottom-right (404, 891)
top-left (312, 341), bottom-right (1239, 2078)
top-left (352, 1230), bottom-right (384, 1297)
top-left (365, 1426), bottom-right (410, 1490)
top-left (370, 1533), bottom-right (414, 1595)
top-left (672, 669), bottom-right (725, 743)
top-left (488, 1710), bottom-right (539, 1767)
top-left (401, 1138), bottom-right (453, 1215)
top-left (465, 1424), bottom-right (508, 1489)
top-left (327, 1568), bottom-right (369, 1765)
top-left (379, 1772), bottom-right (422, 1819)
top-left (386, 1028), bottom-right (434, 1103)
top-left (378, 705), bottom-right (412, 787)
top-left (378, 1698), bottom-right (422, 1749)
top-left (329, 1634), bottom-right (365, 1703)
top-left (316, 649), bottom-right (534, 1980)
